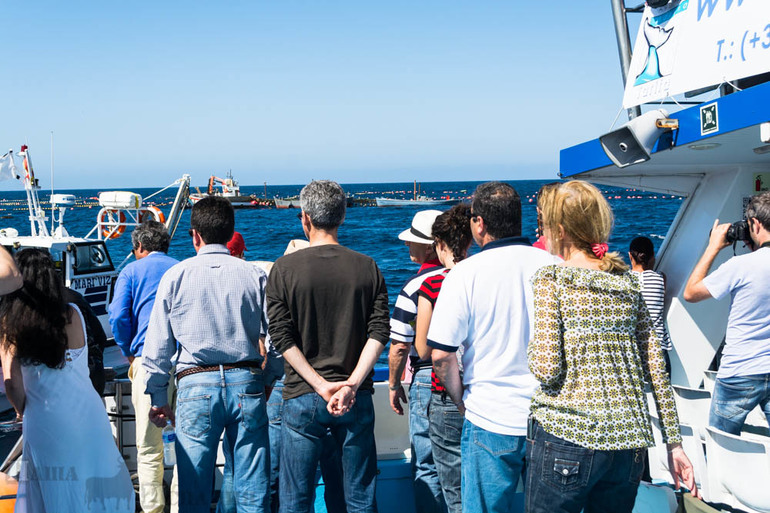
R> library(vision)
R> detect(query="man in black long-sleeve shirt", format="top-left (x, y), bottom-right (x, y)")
top-left (266, 180), bottom-right (390, 513)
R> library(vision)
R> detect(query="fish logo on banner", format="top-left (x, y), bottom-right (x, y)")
top-left (623, 0), bottom-right (769, 110)
top-left (634, 22), bottom-right (674, 85)
top-left (624, 0), bottom-right (690, 109)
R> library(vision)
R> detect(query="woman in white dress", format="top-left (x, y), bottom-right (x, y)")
top-left (0, 248), bottom-right (134, 513)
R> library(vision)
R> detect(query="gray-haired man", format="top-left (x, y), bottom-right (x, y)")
top-left (267, 180), bottom-right (390, 513)
top-left (109, 220), bottom-right (179, 513)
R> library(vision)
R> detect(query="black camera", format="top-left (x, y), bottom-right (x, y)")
top-left (726, 220), bottom-right (752, 244)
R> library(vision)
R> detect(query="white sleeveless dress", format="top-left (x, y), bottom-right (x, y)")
top-left (14, 304), bottom-right (135, 513)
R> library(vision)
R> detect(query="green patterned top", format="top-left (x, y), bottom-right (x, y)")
top-left (528, 265), bottom-right (681, 450)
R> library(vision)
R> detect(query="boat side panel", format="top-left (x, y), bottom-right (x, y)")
top-left (658, 169), bottom-right (755, 387)
top-left (560, 81), bottom-right (770, 178)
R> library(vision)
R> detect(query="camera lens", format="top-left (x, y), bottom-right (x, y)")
top-left (725, 220), bottom-right (751, 244)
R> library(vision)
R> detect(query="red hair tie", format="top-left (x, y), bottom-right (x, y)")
top-left (591, 243), bottom-right (609, 259)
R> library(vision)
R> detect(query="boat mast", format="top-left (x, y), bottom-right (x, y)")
top-left (610, 0), bottom-right (643, 119)
top-left (413, 180), bottom-right (417, 201)
top-left (164, 174), bottom-right (191, 238)
top-left (18, 146), bottom-right (50, 237)
top-left (50, 131), bottom-right (54, 234)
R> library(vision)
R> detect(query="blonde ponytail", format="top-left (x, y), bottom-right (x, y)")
top-left (542, 180), bottom-right (628, 273)
top-left (599, 251), bottom-right (629, 273)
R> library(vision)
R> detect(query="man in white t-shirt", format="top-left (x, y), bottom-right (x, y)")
top-left (684, 190), bottom-right (770, 434)
top-left (429, 182), bottom-right (558, 513)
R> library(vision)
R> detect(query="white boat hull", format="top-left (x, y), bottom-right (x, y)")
top-left (375, 197), bottom-right (459, 207)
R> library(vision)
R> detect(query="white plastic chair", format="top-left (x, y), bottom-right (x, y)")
top-left (648, 417), bottom-right (709, 500)
top-left (648, 415), bottom-right (675, 486)
top-left (372, 382), bottom-right (411, 460)
top-left (745, 404), bottom-right (770, 432)
top-left (678, 423), bottom-right (710, 502)
top-left (672, 385), bottom-right (711, 440)
top-left (705, 425), bottom-right (770, 513)
top-left (703, 370), bottom-right (717, 393)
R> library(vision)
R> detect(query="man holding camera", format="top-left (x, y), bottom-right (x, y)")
top-left (684, 191), bottom-right (770, 434)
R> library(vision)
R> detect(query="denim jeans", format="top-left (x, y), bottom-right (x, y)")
top-left (175, 367), bottom-right (269, 513)
top-left (280, 390), bottom-right (377, 513)
top-left (709, 374), bottom-right (770, 434)
top-left (428, 393), bottom-right (463, 513)
top-left (268, 378), bottom-right (285, 513)
top-left (461, 419), bottom-right (526, 513)
top-left (410, 368), bottom-right (447, 513)
top-left (265, 379), bottom-right (347, 513)
top-left (525, 421), bottom-right (646, 513)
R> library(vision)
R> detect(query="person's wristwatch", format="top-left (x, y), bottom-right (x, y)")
top-left (388, 384), bottom-right (401, 391)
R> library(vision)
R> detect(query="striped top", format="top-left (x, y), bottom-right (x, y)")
top-left (418, 269), bottom-right (452, 393)
top-left (635, 270), bottom-right (673, 351)
top-left (418, 270), bottom-right (448, 308)
top-left (390, 259), bottom-right (444, 369)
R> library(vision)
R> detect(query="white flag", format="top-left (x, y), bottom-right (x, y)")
top-left (0, 151), bottom-right (20, 182)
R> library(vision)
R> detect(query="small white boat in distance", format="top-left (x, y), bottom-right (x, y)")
top-left (375, 180), bottom-right (460, 207)
top-left (375, 196), bottom-right (459, 207)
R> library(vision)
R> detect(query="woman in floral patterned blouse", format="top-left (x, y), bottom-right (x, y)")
top-left (525, 180), bottom-right (699, 513)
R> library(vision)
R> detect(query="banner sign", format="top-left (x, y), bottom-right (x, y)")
top-left (623, 0), bottom-right (770, 109)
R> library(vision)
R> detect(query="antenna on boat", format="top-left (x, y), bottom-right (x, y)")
top-left (50, 131), bottom-right (55, 234)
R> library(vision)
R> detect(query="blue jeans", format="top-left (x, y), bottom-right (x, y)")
top-left (428, 393), bottom-right (463, 513)
top-left (709, 374), bottom-right (770, 435)
top-left (461, 419), bottom-right (526, 513)
top-left (176, 367), bottom-right (269, 513)
top-left (218, 368), bottom-right (285, 513)
top-left (266, 379), bottom-right (347, 513)
top-left (525, 421), bottom-right (646, 513)
top-left (410, 368), bottom-right (446, 513)
top-left (268, 378), bottom-right (285, 513)
top-left (280, 391), bottom-right (377, 513)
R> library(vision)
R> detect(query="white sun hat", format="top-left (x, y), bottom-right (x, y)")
top-left (397, 210), bottom-right (443, 244)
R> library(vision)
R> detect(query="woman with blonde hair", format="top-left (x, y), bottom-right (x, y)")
top-left (526, 180), bottom-right (698, 512)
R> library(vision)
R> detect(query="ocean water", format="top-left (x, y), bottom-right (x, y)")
top-left (0, 180), bottom-right (682, 312)
top-left (0, 179), bottom-right (682, 375)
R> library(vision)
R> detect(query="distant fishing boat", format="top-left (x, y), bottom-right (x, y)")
top-left (375, 196), bottom-right (458, 207)
top-left (375, 181), bottom-right (459, 207)
top-left (189, 171), bottom-right (259, 209)
top-left (274, 196), bottom-right (299, 209)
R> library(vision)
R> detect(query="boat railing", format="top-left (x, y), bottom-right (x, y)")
top-left (85, 175), bottom-right (191, 241)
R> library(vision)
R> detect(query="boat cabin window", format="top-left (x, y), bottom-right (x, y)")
top-left (71, 242), bottom-right (114, 276)
top-left (48, 248), bottom-right (65, 271)
top-left (2, 245), bottom-right (65, 271)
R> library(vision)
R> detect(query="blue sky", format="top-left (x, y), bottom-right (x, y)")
top-left (0, 2), bottom-right (636, 189)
